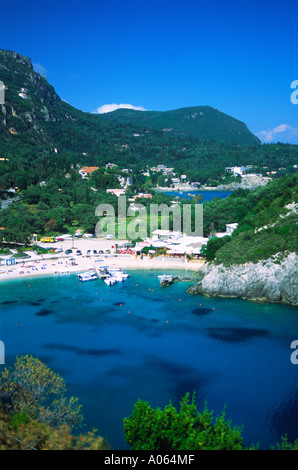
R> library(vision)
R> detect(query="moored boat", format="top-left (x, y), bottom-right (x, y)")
top-left (102, 268), bottom-right (130, 285)
top-left (77, 270), bottom-right (98, 282)
top-left (104, 276), bottom-right (118, 285)
top-left (108, 269), bottom-right (130, 281)
top-left (97, 267), bottom-right (110, 279)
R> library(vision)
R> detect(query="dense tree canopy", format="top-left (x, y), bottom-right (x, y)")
top-left (201, 173), bottom-right (298, 265)
top-left (123, 393), bottom-right (246, 450)
top-left (0, 355), bottom-right (110, 450)
top-left (0, 355), bottom-right (297, 450)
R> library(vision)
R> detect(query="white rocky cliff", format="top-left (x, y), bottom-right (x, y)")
top-left (187, 253), bottom-right (298, 306)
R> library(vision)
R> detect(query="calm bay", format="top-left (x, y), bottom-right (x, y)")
top-left (0, 270), bottom-right (297, 449)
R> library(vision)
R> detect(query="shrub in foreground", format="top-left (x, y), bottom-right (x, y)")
top-left (124, 393), bottom-right (246, 450)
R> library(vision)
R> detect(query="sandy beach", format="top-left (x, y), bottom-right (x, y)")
top-left (0, 237), bottom-right (204, 282)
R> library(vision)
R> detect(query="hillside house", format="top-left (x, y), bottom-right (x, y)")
top-left (106, 163), bottom-right (118, 169)
top-left (133, 193), bottom-right (152, 200)
top-left (226, 223), bottom-right (238, 234)
top-left (157, 165), bottom-right (167, 172)
top-left (118, 175), bottom-right (134, 187)
top-left (106, 189), bottom-right (126, 197)
top-left (164, 168), bottom-right (174, 175)
top-left (213, 223), bottom-right (238, 238)
top-left (225, 166), bottom-right (252, 176)
top-left (79, 167), bottom-right (99, 178)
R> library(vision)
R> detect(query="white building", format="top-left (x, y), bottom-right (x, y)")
top-left (151, 229), bottom-right (181, 241)
top-left (226, 223), bottom-right (238, 234)
top-left (214, 223), bottom-right (238, 238)
top-left (225, 166), bottom-right (250, 176)
top-left (106, 163), bottom-right (118, 169)
top-left (106, 188), bottom-right (126, 197)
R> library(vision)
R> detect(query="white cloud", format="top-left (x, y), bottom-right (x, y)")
top-left (94, 103), bottom-right (147, 114)
top-left (256, 124), bottom-right (298, 144)
top-left (32, 63), bottom-right (48, 75)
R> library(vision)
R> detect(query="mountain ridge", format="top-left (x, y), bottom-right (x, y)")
top-left (99, 105), bottom-right (260, 146)
top-left (0, 49), bottom-right (260, 148)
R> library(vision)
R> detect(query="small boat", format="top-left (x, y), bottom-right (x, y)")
top-left (109, 271), bottom-right (130, 281)
top-left (102, 268), bottom-right (130, 285)
top-left (97, 267), bottom-right (110, 279)
top-left (108, 268), bottom-right (130, 282)
top-left (108, 267), bottom-right (128, 274)
top-left (104, 276), bottom-right (118, 285)
top-left (77, 270), bottom-right (98, 282)
top-left (77, 270), bottom-right (94, 277)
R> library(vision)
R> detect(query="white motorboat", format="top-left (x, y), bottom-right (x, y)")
top-left (77, 270), bottom-right (94, 277)
top-left (108, 268), bottom-right (130, 281)
top-left (103, 268), bottom-right (130, 285)
top-left (77, 270), bottom-right (98, 282)
top-left (104, 276), bottom-right (118, 285)
top-left (97, 267), bottom-right (110, 279)
top-left (110, 272), bottom-right (129, 282)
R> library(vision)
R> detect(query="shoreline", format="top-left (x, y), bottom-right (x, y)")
top-left (0, 257), bottom-right (202, 283)
top-left (154, 186), bottom-right (221, 192)
top-left (0, 237), bottom-right (203, 282)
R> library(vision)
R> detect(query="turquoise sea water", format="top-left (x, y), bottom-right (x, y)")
top-left (0, 270), bottom-right (297, 450)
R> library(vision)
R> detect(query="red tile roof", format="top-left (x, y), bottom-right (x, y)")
top-left (80, 167), bottom-right (99, 174)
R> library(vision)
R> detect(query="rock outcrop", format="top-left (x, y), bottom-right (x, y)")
top-left (158, 274), bottom-right (191, 286)
top-left (216, 174), bottom-right (270, 191)
top-left (0, 49), bottom-right (71, 144)
top-left (187, 253), bottom-right (298, 306)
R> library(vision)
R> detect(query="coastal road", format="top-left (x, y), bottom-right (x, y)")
top-left (0, 196), bottom-right (20, 210)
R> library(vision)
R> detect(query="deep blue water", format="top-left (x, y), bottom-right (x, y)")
top-left (161, 190), bottom-right (233, 202)
top-left (0, 270), bottom-right (297, 450)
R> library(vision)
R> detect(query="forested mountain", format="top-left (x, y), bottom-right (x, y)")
top-left (0, 48), bottom-right (297, 193)
top-left (0, 49), bottom-right (259, 149)
top-left (0, 49), bottom-right (298, 245)
top-left (100, 106), bottom-right (261, 146)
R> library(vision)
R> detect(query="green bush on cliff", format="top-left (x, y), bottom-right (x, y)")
top-left (124, 392), bottom-right (246, 450)
top-left (202, 173), bottom-right (297, 265)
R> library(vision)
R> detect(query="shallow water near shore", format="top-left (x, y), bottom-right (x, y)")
top-left (0, 270), bottom-right (297, 449)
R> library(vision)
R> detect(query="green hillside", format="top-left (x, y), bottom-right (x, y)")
top-left (0, 48), bottom-right (297, 199)
top-left (201, 173), bottom-right (298, 265)
top-left (100, 106), bottom-right (261, 146)
top-left (0, 49), bottom-right (259, 152)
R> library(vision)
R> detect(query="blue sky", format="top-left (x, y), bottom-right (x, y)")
top-left (0, 0), bottom-right (297, 143)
